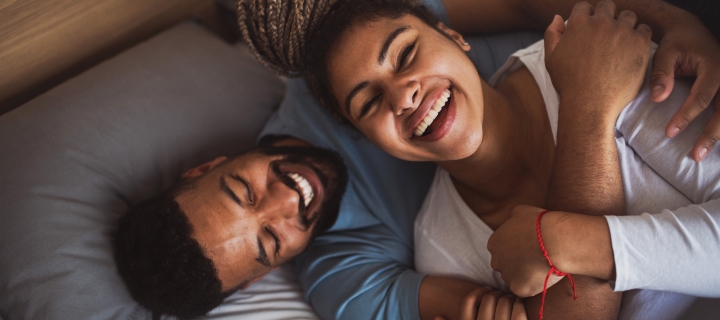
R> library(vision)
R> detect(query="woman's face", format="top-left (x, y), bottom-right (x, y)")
top-left (327, 14), bottom-right (485, 162)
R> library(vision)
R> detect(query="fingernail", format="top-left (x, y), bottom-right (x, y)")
top-left (652, 84), bottom-right (664, 96)
top-left (669, 126), bottom-right (680, 137)
top-left (698, 148), bottom-right (708, 161)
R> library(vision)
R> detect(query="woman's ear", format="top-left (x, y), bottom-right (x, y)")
top-left (437, 22), bottom-right (471, 52)
top-left (180, 156), bottom-right (228, 179)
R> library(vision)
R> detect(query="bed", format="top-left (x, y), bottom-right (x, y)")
top-left (1, 2), bottom-right (718, 319)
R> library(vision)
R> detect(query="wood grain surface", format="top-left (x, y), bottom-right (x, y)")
top-left (0, 0), bottom-right (222, 114)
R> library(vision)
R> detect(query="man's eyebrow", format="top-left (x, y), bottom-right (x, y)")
top-left (378, 25), bottom-right (410, 65)
top-left (345, 81), bottom-right (369, 117)
top-left (220, 176), bottom-right (243, 208)
top-left (256, 236), bottom-right (271, 268)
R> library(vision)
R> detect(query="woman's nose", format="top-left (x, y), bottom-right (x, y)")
top-left (390, 79), bottom-right (420, 116)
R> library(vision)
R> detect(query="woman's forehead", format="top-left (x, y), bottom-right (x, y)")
top-left (327, 15), bottom-right (427, 108)
top-left (347, 14), bottom-right (425, 37)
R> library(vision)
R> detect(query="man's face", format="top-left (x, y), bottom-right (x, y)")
top-left (175, 146), bottom-right (347, 291)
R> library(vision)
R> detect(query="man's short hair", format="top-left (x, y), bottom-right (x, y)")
top-left (113, 184), bottom-right (229, 319)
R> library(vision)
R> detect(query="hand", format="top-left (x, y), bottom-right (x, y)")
top-left (487, 205), bottom-right (564, 298)
top-left (435, 289), bottom-right (527, 320)
top-left (650, 15), bottom-right (720, 162)
top-left (544, 1), bottom-right (652, 123)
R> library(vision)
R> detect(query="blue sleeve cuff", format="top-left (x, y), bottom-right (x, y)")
top-left (392, 270), bottom-right (427, 320)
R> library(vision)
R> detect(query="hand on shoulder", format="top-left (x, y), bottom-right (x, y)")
top-left (544, 1), bottom-right (652, 126)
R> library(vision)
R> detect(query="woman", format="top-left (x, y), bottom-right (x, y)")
top-left (240, 0), bottom-right (720, 319)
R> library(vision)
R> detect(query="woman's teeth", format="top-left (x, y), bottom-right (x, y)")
top-left (288, 173), bottom-right (313, 207)
top-left (414, 89), bottom-right (451, 136)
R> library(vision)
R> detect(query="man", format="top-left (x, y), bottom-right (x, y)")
top-left (238, 0), bottom-right (720, 319)
top-left (113, 140), bottom-right (348, 318)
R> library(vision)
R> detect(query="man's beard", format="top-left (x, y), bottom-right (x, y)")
top-left (257, 146), bottom-right (348, 237)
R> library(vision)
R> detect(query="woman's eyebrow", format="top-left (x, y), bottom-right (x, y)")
top-left (345, 81), bottom-right (368, 117)
top-left (379, 25), bottom-right (410, 64)
top-left (345, 25), bottom-right (411, 117)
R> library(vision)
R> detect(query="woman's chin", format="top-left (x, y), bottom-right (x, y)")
top-left (385, 137), bottom-right (481, 162)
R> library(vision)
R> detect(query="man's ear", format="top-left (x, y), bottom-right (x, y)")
top-left (240, 267), bottom-right (280, 290)
top-left (180, 156), bottom-right (227, 180)
top-left (437, 22), bottom-right (471, 52)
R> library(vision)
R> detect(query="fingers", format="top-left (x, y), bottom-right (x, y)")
top-left (511, 298), bottom-right (528, 320)
top-left (476, 291), bottom-right (504, 320)
top-left (569, 1), bottom-right (593, 18)
top-left (493, 294), bottom-right (516, 320)
top-left (691, 98), bottom-right (720, 161)
top-left (544, 15), bottom-right (566, 56)
top-left (594, 0), bottom-right (617, 18)
top-left (474, 292), bottom-right (519, 320)
top-left (635, 23), bottom-right (652, 40)
top-left (650, 45), bottom-right (679, 102)
top-left (460, 287), bottom-right (493, 320)
top-left (666, 68), bottom-right (720, 140)
top-left (616, 9), bottom-right (637, 28)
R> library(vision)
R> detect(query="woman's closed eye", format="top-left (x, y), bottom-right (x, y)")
top-left (397, 41), bottom-right (416, 70)
top-left (359, 94), bottom-right (381, 118)
top-left (357, 41), bottom-right (416, 119)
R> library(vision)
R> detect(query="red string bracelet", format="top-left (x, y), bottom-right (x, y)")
top-left (536, 210), bottom-right (578, 320)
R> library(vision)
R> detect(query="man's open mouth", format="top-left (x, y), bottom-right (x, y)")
top-left (413, 88), bottom-right (451, 137)
top-left (287, 172), bottom-right (314, 207)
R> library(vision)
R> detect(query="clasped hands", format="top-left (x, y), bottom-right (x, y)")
top-left (546, 0), bottom-right (720, 162)
top-left (442, 1), bottom-right (720, 318)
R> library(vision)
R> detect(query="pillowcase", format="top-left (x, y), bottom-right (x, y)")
top-left (0, 21), bottom-right (284, 319)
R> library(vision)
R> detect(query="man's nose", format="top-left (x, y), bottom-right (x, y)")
top-left (257, 180), bottom-right (300, 221)
top-left (390, 78), bottom-right (420, 116)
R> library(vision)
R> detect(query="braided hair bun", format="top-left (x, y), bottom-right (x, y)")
top-left (237, 0), bottom-right (338, 77)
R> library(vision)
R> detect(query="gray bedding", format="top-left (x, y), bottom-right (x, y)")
top-left (0, 21), bottom-right (284, 319)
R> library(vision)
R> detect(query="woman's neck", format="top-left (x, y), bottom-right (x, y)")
top-left (437, 70), bottom-right (555, 220)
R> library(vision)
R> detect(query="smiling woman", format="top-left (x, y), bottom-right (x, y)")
top-left (239, 0), bottom-right (720, 319)
top-left (323, 14), bottom-right (484, 162)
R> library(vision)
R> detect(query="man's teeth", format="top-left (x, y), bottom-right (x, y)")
top-left (288, 173), bottom-right (314, 207)
top-left (414, 89), bottom-right (451, 136)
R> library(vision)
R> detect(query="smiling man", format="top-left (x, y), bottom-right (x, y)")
top-left (113, 138), bottom-right (348, 318)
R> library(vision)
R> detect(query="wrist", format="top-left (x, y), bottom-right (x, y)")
top-left (540, 211), bottom-right (615, 280)
top-left (649, 3), bottom-right (699, 39)
top-left (557, 96), bottom-right (620, 132)
top-left (537, 211), bottom-right (571, 273)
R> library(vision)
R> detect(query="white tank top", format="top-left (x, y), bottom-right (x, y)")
top-left (413, 40), bottom-right (720, 319)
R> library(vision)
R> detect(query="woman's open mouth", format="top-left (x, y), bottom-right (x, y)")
top-left (414, 88), bottom-right (450, 136)
top-left (411, 87), bottom-right (455, 141)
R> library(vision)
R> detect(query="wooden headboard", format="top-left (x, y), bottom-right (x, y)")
top-left (0, 0), bottom-right (228, 115)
